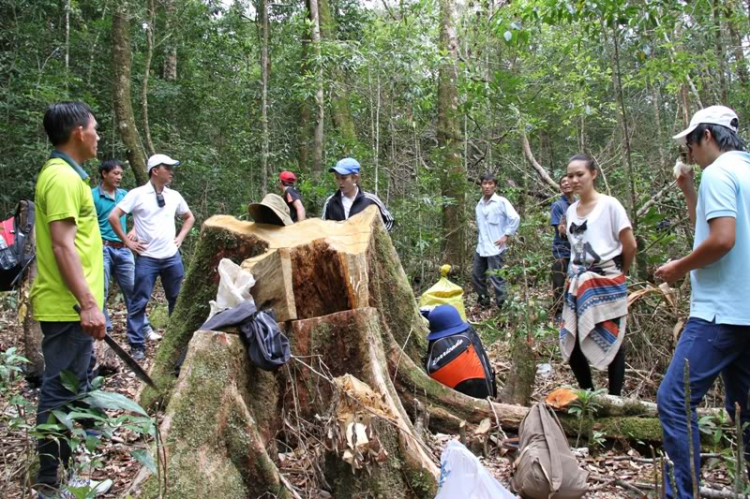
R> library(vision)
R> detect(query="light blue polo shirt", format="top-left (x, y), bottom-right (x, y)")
top-left (691, 151), bottom-right (750, 325)
top-left (91, 185), bottom-right (127, 242)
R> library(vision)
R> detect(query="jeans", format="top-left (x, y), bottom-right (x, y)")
top-left (36, 321), bottom-right (93, 486)
top-left (472, 252), bottom-right (506, 305)
top-left (127, 252), bottom-right (184, 349)
top-left (103, 245), bottom-right (135, 331)
top-left (551, 257), bottom-right (569, 316)
top-left (657, 318), bottom-right (750, 498)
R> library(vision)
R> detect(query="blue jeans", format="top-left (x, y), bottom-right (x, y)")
top-left (103, 245), bottom-right (135, 331)
top-left (36, 321), bottom-right (93, 486)
top-left (657, 317), bottom-right (750, 498)
top-left (126, 253), bottom-right (184, 349)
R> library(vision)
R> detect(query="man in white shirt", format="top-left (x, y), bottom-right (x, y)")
top-left (108, 154), bottom-right (195, 359)
top-left (472, 174), bottom-right (520, 309)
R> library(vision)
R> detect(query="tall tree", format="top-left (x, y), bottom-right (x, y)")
top-left (113, 1), bottom-right (148, 185)
top-left (308, 0), bottom-right (325, 173)
top-left (259, 0), bottom-right (270, 194)
top-left (141, 0), bottom-right (157, 157)
top-left (318, 0), bottom-right (357, 147)
top-left (437, 0), bottom-right (465, 267)
top-left (162, 0), bottom-right (178, 81)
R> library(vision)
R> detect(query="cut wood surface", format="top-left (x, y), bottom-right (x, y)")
top-left (243, 247), bottom-right (297, 322)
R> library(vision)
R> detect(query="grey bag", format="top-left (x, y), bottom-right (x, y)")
top-left (511, 402), bottom-right (588, 499)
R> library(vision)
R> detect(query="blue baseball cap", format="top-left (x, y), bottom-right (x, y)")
top-left (426, 305), bottom-right (469, 340)
top-left (329, 157), bottom-right (361, 175)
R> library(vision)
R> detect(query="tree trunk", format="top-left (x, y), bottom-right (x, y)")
top-left (299, 16), bottom-right (313, 173)
top-left (319, 0), bottom-right (357, 148)
top-left (307, 0), bottom-right (325, 173)
top-left (713, 0), bottom-right (728, 103)
top-left (260, 0), bottom-right (270, 195)
top-left (112, 2), bottom-right (148, 185)
top-left (141, 0), bottom-right (156, 157)
top-left (162, 0), bottom-right (178, 81)
top-left (437, 0), bottom-right (465, 269)
top-left (20, 204), bottom-right (43, 381)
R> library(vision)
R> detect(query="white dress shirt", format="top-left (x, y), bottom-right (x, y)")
top-left (475, 193), bottom-right (520, 257)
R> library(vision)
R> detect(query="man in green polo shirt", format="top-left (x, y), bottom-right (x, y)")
top-left (32, 101), bottom-right (111, 496)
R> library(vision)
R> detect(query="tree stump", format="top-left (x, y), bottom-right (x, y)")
top-left (137, 206), bottom-right (668, 497)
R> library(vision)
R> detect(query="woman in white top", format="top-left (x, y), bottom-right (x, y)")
top-left (560, 154), bottom-right (637, 395)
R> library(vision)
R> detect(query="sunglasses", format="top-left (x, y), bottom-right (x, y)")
top-left (156, 193), bottom-right (165, 208)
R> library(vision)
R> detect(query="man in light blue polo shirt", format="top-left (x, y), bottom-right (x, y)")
top-left (656, 106), bottom-right (750, 498)
top-left (472, 173), bottom-right (520, 309)
top-left (92, 160), bottom-right (156, 340)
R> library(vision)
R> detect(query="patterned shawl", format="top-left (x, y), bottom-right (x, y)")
top-left (559, 259), bottom-right (627, 370)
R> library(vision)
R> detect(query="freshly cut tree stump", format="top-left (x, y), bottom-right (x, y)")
top-left (138, 206), bottom-right (674, 498)
top-left (141, 206), bottom-right (427, 409)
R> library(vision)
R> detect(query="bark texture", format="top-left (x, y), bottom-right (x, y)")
top-left (112, 2), bottom-right (147, 185)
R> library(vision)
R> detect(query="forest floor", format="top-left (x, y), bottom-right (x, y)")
top-left (0, 290), bottom-right (739, 498)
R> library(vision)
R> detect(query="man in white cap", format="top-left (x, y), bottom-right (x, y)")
top-left (321, 157), bottom-right (394, 231)
top-left (107, 154), bottom-right (195, 360)
top-left (655, 106), bottom-right (750, 498)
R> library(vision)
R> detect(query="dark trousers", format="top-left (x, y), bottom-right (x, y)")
top-left (568, 332), bottom-right (625, 396)
top-left (551, 257), bottom-right (569, 316)
top-left (472, 252), bottom-right (506, 305)
top-left (126, 253), bottom-right (184, 349)
top-left (657, 318), bottom-right (750, 498)
top-left (36, 321), bottom-right (93, 486)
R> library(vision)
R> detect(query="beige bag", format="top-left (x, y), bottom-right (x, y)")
top-left (511, 402), bottom-right (588, 499)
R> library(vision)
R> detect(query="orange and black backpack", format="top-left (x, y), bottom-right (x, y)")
top-left (425, 326), bottom-right (496, 399)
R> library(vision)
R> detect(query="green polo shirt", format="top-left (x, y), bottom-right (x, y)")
top-left (92, 185), bottom-right (127, 242)
top-left (31, 151), bottom-right (104, 321)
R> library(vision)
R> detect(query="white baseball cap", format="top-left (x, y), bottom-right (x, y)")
top-left (673, 105), bottom-right (739, 145)
top-left (147, 154), bottom-right (180, 173)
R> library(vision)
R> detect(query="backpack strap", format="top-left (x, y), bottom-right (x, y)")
top-left (538, 403), bottom-right (564, 493)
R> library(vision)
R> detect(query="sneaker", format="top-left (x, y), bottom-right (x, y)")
top-left (145, 326), bottom-right (162, 341)
top-left (37, 477), bottom-right (113, 498)
top-left (67, 475), bottom-right (113, 497)
top-left (130, 348), bottom-right (145, 361)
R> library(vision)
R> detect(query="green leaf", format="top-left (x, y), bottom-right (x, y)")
top-left (132, 449), bottom-right (157, 474)
top-left (60, 370), bottom-right (79, 394)
top-left (51, 410), bottom-right (74, 431)
top-left (83, 390), bottom-right (149, 416)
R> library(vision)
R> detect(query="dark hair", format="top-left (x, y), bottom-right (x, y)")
top-left (568, 153), bottom-right (598, 173)
top-left (480, 173), bottom-right (497, 185)
top-left (43, 102), bottom-right (94, 146)
top-left (686, 123), bottom-right (745, 152)
top-left (99, 159), bottom-right (124, 179)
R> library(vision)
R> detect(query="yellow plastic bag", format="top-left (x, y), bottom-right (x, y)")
top-left (419, 264), bottom-right (466, 320)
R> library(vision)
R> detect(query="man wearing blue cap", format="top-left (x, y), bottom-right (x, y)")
top-left (322, 157), bottom-right (394, 231)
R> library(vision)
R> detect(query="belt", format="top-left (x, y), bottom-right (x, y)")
top-left (102, 239), bottom-right (125, 249)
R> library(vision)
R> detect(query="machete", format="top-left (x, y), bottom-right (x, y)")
top-left (74, 305), bottom-right (157, 389)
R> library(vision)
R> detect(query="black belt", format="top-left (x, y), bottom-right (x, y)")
top-left (102, 240), bottom-right (125, 249)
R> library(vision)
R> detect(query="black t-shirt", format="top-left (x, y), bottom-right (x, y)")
top-left (283, 186), bottom-right (302, 221)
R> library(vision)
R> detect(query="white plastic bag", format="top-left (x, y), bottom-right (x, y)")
top-left (208, 258), bottom-right (256, 319)
top-left (436, 441), bottom-right (516, 499)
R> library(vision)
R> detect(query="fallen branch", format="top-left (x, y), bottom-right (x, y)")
top-left (636, 180), bottom-right (676, 218)
top-left (521, 132), bottom-right (560, 192)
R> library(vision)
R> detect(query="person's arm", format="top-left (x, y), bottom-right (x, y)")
top-left (292, 199), bottom-right (306, 221)
top-left (495, 199), bottom-right (520, 246)
top-left (108, 207), bottom-right (147, 254)
top-left (175, 210), bottom-right (195, 248)
top-left (49, 219), bottom-right (106, 339)
top-left (655, 217), bottom-right (735, 284)
top-left (618, 227), bottom-right (637, 275)
top-left (676, 170), bottom-right (698, 227)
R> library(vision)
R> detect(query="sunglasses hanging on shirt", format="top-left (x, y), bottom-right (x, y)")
top-left (156, 192), bottom-right (165, 208)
